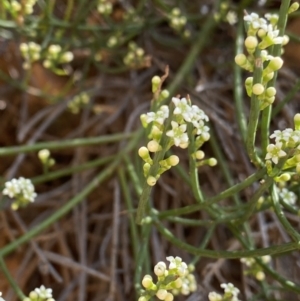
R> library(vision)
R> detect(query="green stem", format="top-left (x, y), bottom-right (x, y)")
top-left (31, 155), bottom-right (114, 184)
top-left (234, 15), bottom-right (247, 144)
top-left (187, 123), bottom-right (204, 203)
top-left (154, 219), bottom-right (298, 258)
top-left (0, 132), bottom-right (135, 156)
top-left (157, 168), bottom-right (265, 218)
top-left (270, 184), bottom-right (300, 242)
top-left (246, 48), bottom-right (263, 167)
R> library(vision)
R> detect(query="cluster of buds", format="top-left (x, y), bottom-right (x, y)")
top-left (23, 285), bottom-right (54, 301)
top-left (235, 6), bottom-right (299, 110)
top-left (139, 75), bottom-right (215, 187)
top-left (123, 42), bottom-right (151, 69)
top-left (265, 114), bottom-right (300, 180)
top-left (20, 42), bottom-right (41, 69)
top-left (214, 1), bottom-right (237, 25)
top-left (241, 255), bottom-right (271, 281)
top-left (97, 0), bottom-right (113, 15)
top-left (168, 8), bottom-right (190, 38)
top-left (67, 92), bottom-right (90, 114)
top-left (38, 149), bottom-right (55, 170)
top-left (2, 177), bottom-right (37, 210)
top-left (138, 256), bottom-right (196, 301)
top-left (277, 186), bottom-right (297, 207)
top-left (5, 0), bottom-right (37, 17)
top-left (208, 283), bottom-right (241, 301)
top-left (43, 44), bottom-right (74, 74)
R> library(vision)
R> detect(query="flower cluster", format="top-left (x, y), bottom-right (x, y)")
top-left (241, 255), bottom-right (271, 281)
top-left (235, 8), bottom-right (298, 110)
top-left (139, 77), bottom-right (214, 186)
top-left (97, 0), bottom-right (113, 15)
top-left (214, 2), bottom-right (237, 25)
top-left (123, 42), bottom-right (151, 69)
top-left (208, 283), bottom-right (241, 301)
top-left (43, 44), bottom-right (74, 74)
top-left (23, 285), bottom-right (54, 301)
top-left (20, 42), bottom-right (41, 70)
top-left (168, 8), bottom-right (190, 38)
top-left (68, 92), bottom-right (90, 114)
top-left (277, 186), bottom-right (297, 207)
top-left (265, 113), bottom-right (300, 179)
top-left (6, 0), bottom-right (37, 18)
top-left (2, 177), bottom-right (37, 210)
top-left (138, 256), bottom-right (197, 301)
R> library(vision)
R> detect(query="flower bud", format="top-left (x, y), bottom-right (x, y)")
top-left (235, 53), bottom-right (247, 66)
top-left (195, 150), bottom-right (205, 160)
top-left (208, 158), bottom-right (217, 166)
top-left (142, 275), bottom-right (153, 288)
top-left (147, 176), bottom-right (157, 186)
top-left (154, 261), bottom-right (166, 276)
top-left (156, 289), bottom-right (168, 300)
top-left (266, 87), bottom-right (276, 97)
top-left (268, 57), bottom-right (283, 71)
top-left (288, 2), bottom-right (299, 14)
top-left (152, 76), bottom-right (161, 93)
top-left (165, 293), bottom-right (174, 301)
top-left (252, 83), bottom-right (265, 95)
top-left (147, 140), bottom-right (160, 152)
top-left (167, 155), bottom-right (179, 166)
top-left (256, 271), bottom-right (265, 281)
top-left (294, 113), bottom-right (300, 130)
top-left (245, 36), bottom-right (258, 53)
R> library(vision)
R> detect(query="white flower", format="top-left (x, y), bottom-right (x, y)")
top-left (145, 105), bottom-right (169, 125)
top-left (154, 261), bottom-right (167, 277)
top-left (3, 179), bottom-right (21, 198)
top-left (166, 256), bottom-right (188, 276)
top-left (172, 97), bottom-right (192, 122)
top-left (194, 120), bottom-right (210, 136)
top-left (244, 13), bottom-right (267, 30)
top-left (34, 285), bottom-right (53, 299)
top-left (226, 11), bottom-right (237, 25)
top-left (240, 257), bottom-right (255, 267)
top-left (220, 283), bottom-right (240, 297)
top-left (166, 121), bottom-right (188, 147)
top-left (265, 143), bottom-right (287, 164)
top-left (208, 292), bottom-right (222, 301)
top-left (278, 188), bottom-right (297, 206)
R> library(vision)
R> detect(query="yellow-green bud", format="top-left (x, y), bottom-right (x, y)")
top-left (294, 113), bottom-right (300, 130)
top-left (235, 53), bottom-right (247, 66)
top-left (288, 2), bottom-right (299, 14)
top-left (160, 89), bottom-right (170, 100)
top-left (138, 146), bottom-right (150, 158)
top-left (156, 289), bottom-right (168, 300)
top-left (174, 277), bottom-right (183, 288)
top-left (142, 275), bottom-right (153, 288)
top-left (282, 35), bottom-right (290, 46)
top-left (262, 255), bottom-right (271, 263)
top-left (147, 176), bottom-right (157, 186)
top-left (171, 7), bottom-right (181, 16)
top-left (167, 155), bottom-right (179, 166)
top-left (138, 297), bottom-right (147, 301)
top-left (195, 150), bottom-right (205, 160)
top-left (147, 140), bottom-right (160, 152)
top-left (165, 293), bottom-right (174, 301)
top-left (275, 173), bottom-right (291, 182)
top-left (152, 76), bottom-right (161, 93)
top-left (266, 87), bottom-right (276, 97)
top-left (208, 158), bottom-right (217, 166)
top-left (256, 271), bottom-right (265, 281)
top-left (268, 57), bottom-right (283, 71)
top-left (252, 83), bottom-right (265, 95)
top-left (38, 149), bottom-right (50, 162)
top-left (245, 36), bottom-right (258, 53)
